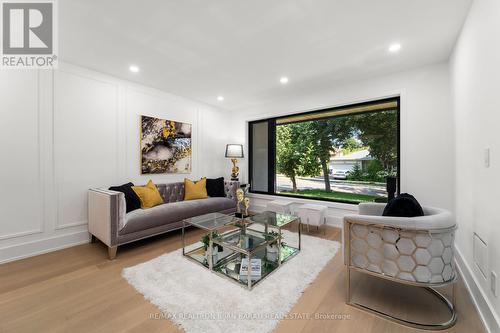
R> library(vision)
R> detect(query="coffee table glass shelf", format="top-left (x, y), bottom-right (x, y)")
top-left (182, 211), bottom-right (301, 290)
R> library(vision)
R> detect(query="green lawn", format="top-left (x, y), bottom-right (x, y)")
top-left (336, 180), bottom-right (385, 186)
top-left (280, 189), bottom-right (385, 203)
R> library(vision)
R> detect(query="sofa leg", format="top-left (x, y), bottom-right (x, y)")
top-left (108, 246), bottom-right (118, 260)
top-left (90, 235), bottom-right (97, 243)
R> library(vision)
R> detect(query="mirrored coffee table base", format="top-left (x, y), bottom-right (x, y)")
top-left (182, 211), bottom-right (301, 290)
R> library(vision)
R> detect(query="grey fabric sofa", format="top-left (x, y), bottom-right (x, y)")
top-left (88, 181), bottom-right (239, 259)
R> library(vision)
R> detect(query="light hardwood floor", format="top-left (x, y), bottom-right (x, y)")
top-left (0, 226), bottom-right (486, 333)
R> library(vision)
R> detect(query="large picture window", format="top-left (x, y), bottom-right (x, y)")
top-left (248, 97), bottom-right (400, 204)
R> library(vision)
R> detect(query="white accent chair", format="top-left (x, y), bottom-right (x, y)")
top-left (343, 203), bottom-right (457, 330)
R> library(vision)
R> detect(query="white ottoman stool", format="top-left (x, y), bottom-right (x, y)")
top-left (297, 204), bottom-right (327, 233)
top-left (266, 200), bottom-right (294, 214)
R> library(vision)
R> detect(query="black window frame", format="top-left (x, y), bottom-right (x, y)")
top-left (248, 97), bottom-right (401, 205)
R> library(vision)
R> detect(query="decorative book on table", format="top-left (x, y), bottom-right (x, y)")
top-left (239, 258), bottom-right (261, 280)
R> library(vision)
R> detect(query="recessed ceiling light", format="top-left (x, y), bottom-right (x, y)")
top-left (280, 77), bottom-right (289, 84)
top-left (388, 43), bottom-right (402, 53)
top-left (217, 96), bottom-right (224, 101)
top-left (129, 65), bottom-right (140, 73)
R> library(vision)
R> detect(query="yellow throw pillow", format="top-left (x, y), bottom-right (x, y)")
top-left (132, 180), bottom-right (164, 209)
top-left (184, 177), bottom-right (208, 200)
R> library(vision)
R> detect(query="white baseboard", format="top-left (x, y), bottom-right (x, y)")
top-left (0, 231), bottom-right (90, 264)
top-left (455, 246), bottom-right (500, 333)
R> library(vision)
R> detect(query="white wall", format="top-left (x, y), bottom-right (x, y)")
top-left (0, 62), bottom-right (229, 263)
top-left (451, 0), bottom-right (500, 330)
top-left (229, 62), bottom-right (455, 223)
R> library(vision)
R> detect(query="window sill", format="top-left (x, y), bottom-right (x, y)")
top-left (247, 192), bottom-right (359, 212)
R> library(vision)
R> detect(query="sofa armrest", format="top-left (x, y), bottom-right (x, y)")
top-left (88, 189), bottom-right (125, 247)
top-left (224, 181), bottom-right (240, 202)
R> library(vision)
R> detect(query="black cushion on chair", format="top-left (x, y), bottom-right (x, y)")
top-left (206, 177), bottom-right (226, 197)
top-left (109, 182), bottom-right (141, 213)
top-left (382, 193), bottom-right (424, 217)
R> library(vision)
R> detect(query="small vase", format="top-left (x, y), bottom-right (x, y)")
top-left (266, 244), bottom-right (278, 262)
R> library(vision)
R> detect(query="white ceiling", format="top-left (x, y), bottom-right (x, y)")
top-left (60, 0), bottom-right (472, 111)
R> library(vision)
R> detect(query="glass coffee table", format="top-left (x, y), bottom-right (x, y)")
top-left (182, 211), bottom-right (301, 290)
top-left (181, 213), bottom-right (236, 270)
top-left (246, 210), bottom-right (302, 265)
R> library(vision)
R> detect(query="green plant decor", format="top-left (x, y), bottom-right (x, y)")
top-left (201, 231), bottom-right (221, 251)
top-left (266, 230), bottom-right (282, 246)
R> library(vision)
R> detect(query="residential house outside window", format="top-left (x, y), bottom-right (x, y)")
top-left (248, 97), bottom-right (400, 204)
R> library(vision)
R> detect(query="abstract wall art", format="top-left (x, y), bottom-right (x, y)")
top-left (140, 115), bottom-right (192, 174)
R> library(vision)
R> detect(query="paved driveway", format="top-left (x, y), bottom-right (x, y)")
top-left (276, 175), bottom-right (386, 197)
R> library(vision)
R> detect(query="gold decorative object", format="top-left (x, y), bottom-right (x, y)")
top-left (230, 158), bottom-right (240, 181)
top-left (236, 188), bottom-right (244, 214)
top-left (235, 188), bottom-right (250, 217)
top-left (243, 197), bottom-right (250, 217)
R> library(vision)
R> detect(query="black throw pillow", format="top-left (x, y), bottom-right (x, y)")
top-left (206, 177), bottom-right (226, 197)
top-left (109, 182), bottom-right (141, 213)
top-left (382, 193), bottom-right (424, 217)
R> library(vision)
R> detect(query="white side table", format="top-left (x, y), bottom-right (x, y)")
top-left (266, 200), bottom-right (294, 214)
top-left (297, 204), bottom-right (327, 233)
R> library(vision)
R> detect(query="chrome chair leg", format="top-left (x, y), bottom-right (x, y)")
top-left (346, 269), bottom-right (457, 330)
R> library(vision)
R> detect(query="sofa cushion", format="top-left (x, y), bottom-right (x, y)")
top-left (184, 177), bottom-right (208, 200)
top-left (109, 182), bottom-right (141, 213)
top-left (132, 180), bottom-right (164, 209)
top-left (382, 193), bottom-right (424, 217)
top-left (206, 177), bottom-right (225, 197)
top-left (119, 197), bottom-right (236, 235)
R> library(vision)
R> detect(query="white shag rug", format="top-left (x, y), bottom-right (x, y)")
top-left (122, 229), bottom-right (340, 333)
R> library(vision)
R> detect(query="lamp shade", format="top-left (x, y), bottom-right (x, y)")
top-left (225, 144), bottom-right (244, 158)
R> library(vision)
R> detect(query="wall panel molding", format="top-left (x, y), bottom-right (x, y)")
top-left (0, 231), bottom-right (90, 264)
top-left (53, 68), bottom-right (120, 230)
top-left (455, 246), bottom-right (500, 333)
top-left (0, 61), bottom-right (228, 263)
top-left (0, 71), bottom-right (44, 240)
top-left (0, 229), bottom-right (44, 241)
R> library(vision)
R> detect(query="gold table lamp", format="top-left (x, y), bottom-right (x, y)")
top-left (225, 144), bottom-right (244, 181)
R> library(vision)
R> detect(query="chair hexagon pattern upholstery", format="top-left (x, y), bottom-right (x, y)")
top-left (345, 203), bottom-right (456, 285)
